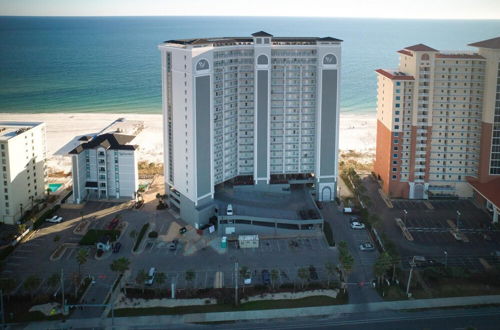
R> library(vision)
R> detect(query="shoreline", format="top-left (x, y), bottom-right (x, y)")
top-left (0, 112), bottom-right (375, 173)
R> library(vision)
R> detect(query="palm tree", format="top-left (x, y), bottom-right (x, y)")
top-left (75, 248), bottom-right (89, 280)
top-left (47, 273), bottom-right (60, 291)
top-left (23, 275), bottom-right (41, 298)
top-left (135, 269), bottom-right (148, 294)
top-left (110, 257), bottom-right (131, 275)
top-left (155, 272), bottom-right (166, 296)
top-left (185, 270), bottom-right (195, 292)
top-left (297, 268), bottom-right (309, 289)
top-left (374, 252), bottom-right (393, 286)
top-left (270, 269), bottom-right (279, 290)
top-left (325, 262), bottom-right (337, 288)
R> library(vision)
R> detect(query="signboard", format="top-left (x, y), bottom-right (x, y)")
top-left (225, 227), bottom-right (235, 235)
top-left (209, 225), bottom-right (215, 233)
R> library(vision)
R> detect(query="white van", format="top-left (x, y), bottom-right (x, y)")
top-left (343, 207), bottom-right (353, 214)
top-left (145, 267), bottom-right (156, 286)
top-left (227, 204), bottom-right (233, 216)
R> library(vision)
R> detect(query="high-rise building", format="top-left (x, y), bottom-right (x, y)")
top-left (159, 31), bottom-right (342, 225)
top-left (0, 122), bottom-right (47, 224)
top-left (374, 37), bottom-right (500, 222)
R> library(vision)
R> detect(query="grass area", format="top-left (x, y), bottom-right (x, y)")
top-left (113, 295), bottom-right (343, 317)
top-left (412, 281), bottom-right (500, 299)
top-left (11, 311), bottom-right (63, 323)
top-left (79, 229), bottom-right (119, 245)
top-left (378, 285), bottom-right (408, 301)
top-left (133, 223), bottom-right (149, 251)
top-left (323, 222), bottom-right (335, 246)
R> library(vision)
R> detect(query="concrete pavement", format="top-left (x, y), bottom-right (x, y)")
top-left (19, 294), bottom-right (500, 329)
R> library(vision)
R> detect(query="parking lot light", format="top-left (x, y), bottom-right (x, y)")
top-left (444, 250), bottom-right (448, 268)
top-left (456, 210), bottom-right (461, 230)
top-left (403, 209), bottom-right (408, 226)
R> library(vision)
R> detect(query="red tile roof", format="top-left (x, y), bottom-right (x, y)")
top-left (405, 44), bottom-right (438, 52)
top-left (375, 69), bottom-right (415, 81)
top-left (436, 53), bottom-right (485, 59)
top-left (467, 176), bottom-right (500, 208)
top-left (469, 36), bottom-right (500, 50)
top-left (397, 49), bottom-right (413, 56)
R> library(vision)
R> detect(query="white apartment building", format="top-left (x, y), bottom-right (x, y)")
top-left (0, 122), bottom-right (47, 224)
top-left (159, 31), bottom-right (342, 225)
top-left (375, 37), bottom-right (500, 208)
top-left (69, 133), bottom-right (138, 203)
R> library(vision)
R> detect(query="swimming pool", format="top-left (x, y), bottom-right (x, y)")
top-left (48, 183), bottom-right (63, 192)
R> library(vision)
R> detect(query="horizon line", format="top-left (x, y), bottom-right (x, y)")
top-left (1, 14), bottom-right (500, 21)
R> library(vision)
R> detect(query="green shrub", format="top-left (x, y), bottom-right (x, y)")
top-left (133, 223), bottom-right (150, 251)
top-left (148, 231), bottom-right (158, 238)
top-left (79, 229), bottom-right (119, 245)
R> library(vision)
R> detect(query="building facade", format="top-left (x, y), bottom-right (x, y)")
top-left (159, 31), bottom-right (342, 225)
top-left (0, 122), bottom-right (47, 224)
top-left (374, 37), bottom-right (500, 204)
top-left (69, 133), bottom-right (138, 203)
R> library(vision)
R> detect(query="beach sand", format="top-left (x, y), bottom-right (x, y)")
top-left (0, 112), bottom-right (375, 173)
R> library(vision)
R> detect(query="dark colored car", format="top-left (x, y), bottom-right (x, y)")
top-left (179, 227), bottom-right (187, 235)
top-left (309, 265), bottom-right (319, 280)
top-left (169, 239), bottom-right (178, 251)
top-left (113, 242), bottom-right (121, 253)
top-left (261, 269), bottom-right (270, 285)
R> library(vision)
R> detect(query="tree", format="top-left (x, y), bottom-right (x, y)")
top-left (0, 278), bottom-right (17, 300)
top-left (185, 270), bottom-right (195, 289)
top-left (270, 269), bottom-right (279, 290)
top-left (47, 273), bottom-right (60, 290)
top-left (297, 268), bottom-right (309, 289)
top-left (17, 223), bottom-right (27, 235)
top-left (75, 248), bottom-right (89, 280)
top-left (110, 257), bottom-right (130, 275)
top-left (155, 272), bottom-right (166, 296)
top-left (325, 262), bottom-right (337, 287)
top-left (23, 275), bottom-right (41, 298)
top-left (374, 252), bottom-right (393, 286)
top-left (135, 269), bottom-right (148, 294)
top-left (338, 241), bottom-right (354, 290)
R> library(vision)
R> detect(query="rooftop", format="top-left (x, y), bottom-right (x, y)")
top-left (404, 43), bottom-right (438, 52)
top-left (469, 36), bottom-right (500, 50)
top-left (375, 69), bottom-right (415, 81)
top-left (467, 177), bottom-right (500, 209)
top-left (0, 122), bottom-right (43, 142)
top-left (162, 31), bottom-right (342, 47)
top-left (69, 133), bottom-right (137, 154)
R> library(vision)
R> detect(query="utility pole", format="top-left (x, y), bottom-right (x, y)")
top-left (61, 268), bottom-right (65, 316)
top-left (1, 289), bottom-right (5, 330)
top-left (234, 261), bottom-right (239, 306)
top-left (406, 257), bottom-right (415, 297)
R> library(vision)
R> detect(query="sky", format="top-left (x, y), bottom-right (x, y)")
top-left (1, 0), bottom-right (500, 19)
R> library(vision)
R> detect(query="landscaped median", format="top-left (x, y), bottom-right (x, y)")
top-left (133, 223), bottom-right (151, 252)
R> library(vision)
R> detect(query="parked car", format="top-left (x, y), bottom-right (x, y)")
top-left (145, 267), bottom-right (156, 286)
top-left (226, 204), bottom-right (233, 216)
top-left (309, 265), bottom-right (319, 280)
top-left (169, 239), bottom-right (178, 251)
top-left (261, 269), bottom-right (270, 285)
top-left (112, 242), bottom-right (122, 253)
top-left (106, 217), bottom-right (120, 230)
top-left (350, 221), bottom-right (365, 229)
top-left (179, 227), bottom-right (187, 235)
top-left (45, 215), bottom-right (63, 223)
top-left (359, 242), bottom-right (375, 251)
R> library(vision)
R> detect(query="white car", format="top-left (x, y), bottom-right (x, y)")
top-left (45, 215), bottom-right (63, 223)
top-left (350, 221), bottom-right (365, 229)
top-left (359, 242), bottom-right (375, 251)
top-left (226, 204), bottom-right (233, 216)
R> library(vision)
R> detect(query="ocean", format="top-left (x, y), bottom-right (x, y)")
top-left (1, 16), bottom-right (499, 115)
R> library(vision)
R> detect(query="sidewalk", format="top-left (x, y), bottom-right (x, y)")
top-left (21, 294), bottom-right (500, 329)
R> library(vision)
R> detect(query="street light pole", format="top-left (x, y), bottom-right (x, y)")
top-left (234, 261), bottom-right (239, 306)
top-left (403, 209), bottom-right (408, 226)
top-left (444, 250), bottom-right (448, 268)
top-left (456, 210), bottom-right (461, 230)
top-left (406, 256), bottom-right (415, 297)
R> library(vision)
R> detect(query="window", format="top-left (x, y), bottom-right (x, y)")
top-left (396, 96), bottom-right (401, 101)
top-left (396, 82), bottom-right (401, 86)
top-left (392, 175), bottom-right (397, 180)
top-left (395, 104), bottom-right (400, 108)
top-left (396, 89), bottom-right (401, 93)
top-left (393, 153), bottom-right (398, 158)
